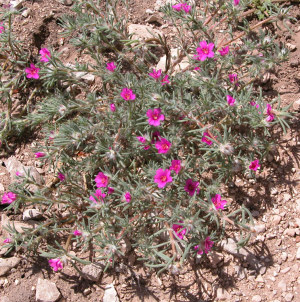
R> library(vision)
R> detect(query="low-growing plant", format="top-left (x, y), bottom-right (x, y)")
top-left (0, 0), bottom-right (293, 274)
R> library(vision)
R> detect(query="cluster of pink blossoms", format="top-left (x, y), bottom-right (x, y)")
top-left (211, 194), bottom-right (227, 210)
top-left (39, 48), bottom-right (51, 62)
top-left (184, 178), bottom-right (199, 196)
top-left (229, 73), bottom-right (239, 86)
top-left (49, 258), bottom-right (63, 272)
top-left (89, 189), bottom-right (106, 203)
top-left (265, 104), bottom-right (274, 122)
top-left (149, 68), bottom-right (170, 86)
top-left (153, 160), bottom-right (182, 188)
top-left (172, 220), bottom-right (187, 240)
top-left (172, 3), bottom-right (191, 13)
top-left (25, 48), bottom-right (51, 79)
top-left (1, 192), bottom-right (17, 204)
top-left (218, 46), bottom-right (229, 56)
top-left (93, 172), bottom-right (116, 203)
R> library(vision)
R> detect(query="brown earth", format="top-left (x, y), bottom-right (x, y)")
top-left (0, 0), bottom-right (300, 301)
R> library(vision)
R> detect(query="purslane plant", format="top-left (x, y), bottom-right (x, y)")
top-left (0, 0), bottom-right (293, 274)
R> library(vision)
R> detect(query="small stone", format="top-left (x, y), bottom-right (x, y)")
top-left (296, 247), bottom-right (300, 259)
top-left (146, 14), bottom-right (164, 25)
top-left (208, 252), bottom-right (224, 268)
top-left (83, 288), bottom-right (91, 296)
top-left (0, 257), bottom-right (21, 276)
top-left (290, 58), bottom-right (300, 67)
top-left (278, 280), bottom-right (287, 291)
top-left (252, 295), bottom-right (262, 302)
top-left (23, 209), bottom-right (43, 221)
top-left (255, 275), bottom-right (264, 283)
top-left (82, 263), bottom-right (103, 282)
top-left (216, 287), bottom-right (231, 300)
top-left (103, 284), bottom-right (119, 302)
top-left (284, 293), bottom-right (294, 302)
top-left (128, 24), bottom-right (162, 41)
top-left (146, 9), bottom-right (154, 14)
top-left (284, 228), bottom-right (296, 237)
top-left (270, 187), bottom-right (278, 195)
top-left (293, 99), bottom-right (300, 111)
top-left (286, 43), bottom-right (296, 51)
top-left (272, 215), bottom-right (281, 225)
top-left (234, 265), bottom-right (246, 280)
top-left (63, 0), bottom-right (73, 5)
top-left (81, 74), bottom-right (95, 84)
top-left (21, 8), bottom-right (30, 18)
top-left (10, 0), bottom-right (24, 9)
top-left (15, 279), bottom-right (19, 285)
top-left (281, 267), bottom-right (290, 274)
top-left (281, 252), bottom-right (288, 262)
top-left (36, 278), bottom-right (61, 302)
top-left (253, 224), bottom-right (266, 234)
top-left (283, 193), bottom-right (291, 202)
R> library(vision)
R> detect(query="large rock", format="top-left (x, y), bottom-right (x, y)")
top-left (128, 24), bottom-right (162, 41)
top-left (1, 214), bottom-right (37, 236)
top-left (0, 257), bottom-right (21, 277)
top-left (103, 284), bottom-right (119, 302)
top-left (156, 48), bottom-right (189, 73)
top-left (36, 278), bottom-right (61, 302)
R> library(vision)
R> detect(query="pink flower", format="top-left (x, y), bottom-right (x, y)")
top-left (95, 172), bottom-right (109, 187)
top-left (120, 88), bottom-right (136, 101)
top-left (226, 95), bottom-right (236, 106)
top-left (137, 136), bottom-right (146, 143)
top-left (250, 101), bottom-right (259, 109)
top-left (181, 3), bottom-right (191, 13)
top-left (194, 41), bottom-right (215, 61)
top-left (1, 192), bottom-right (17, 205)
top-left (211, 194), bottom-right (227, 210)
top-left (3, 238), bottom-right (11, 244)
top-left (25, 63), bottom-right (40, 79)
top-left (146, 108), bottom-right (165, 126)
top-left (233, 0), bottom-right (240, 5)
top-left (108, 187), bottom-right (114, 194)
top-left (229, 73), bottom-right (238, 84)
top-left (161, 74), bottom-right (170, 86)
top-left (218, 46), bottom-right (229, 56)
top-left (35, 152), bottom-right (45, 158)
top-left (172, 221), bottom-right (187, 239)
top-left (184, 179), bottom-right (199, 196)
top-left (124, 192), bottom-right (131, 202)
top-left (149, 68), bottom-right (162, 80)
top-left (194, 66), bottom-right (201, 71)
top-left (172, 3), bottom-right (183, 11)
top-left (265, 103), bottom-right (274, 122)
top-left (154, 168), bottom-right (173, 188)
top-left (201, 132), bottom-right (213, 145)
top-left (49, 258), bottom-right (63, 272)
top-left (106, 62), bottom-right (116, 72)
top-left (170, 160), bottom-right (181, 174)
top-left (0, 23), bottom-right (4, 34)
top-left (39, 48), bottom-right (51, 62)
top-left (194, 236), bottom-right (214, 255)
top-left (266, 104), bottom-right (272, 115)
top-left (73, 230), bottom-right (82, 236)
top-left (16, 171), bottom-right (22, 177)
top-left (110, 103), bottom-right (116, 112)
top-left (155, 138), bottom-right (171, 154)
top-left (266, 114), bottom-right (274, 122)
top-left (89, 189), bottom-right (106, 203)
top-left (249, 159), bottom-right (260, 171)
top-left (58, 173), bottom-right (65, 182)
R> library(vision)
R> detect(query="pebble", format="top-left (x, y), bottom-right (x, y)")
top-left (0, 257), bottom-right (21, 277)
top-left (83, 288), bottom-right (91, 296)
top-left (128, 24), bottom-right (162, 41)
top-left (296, 247), bottom-right (300, 259)
top-left (252, 295), bottom-right (262, 302)
top-left (290, 58), bottom-right (300, 67)
top-left (272, 215), bottom-right (281, 225)
top-left (293, 99), bottom-right (300, 111)
top-left (208, 251), bottom-right (224, 268)
top-left (216, 287), bottom-right (231, 300)
top-left (253, 224), bottom-right (266, 234)
top-left (23, 209), bottom-right (43, 221)
top-left (63, 0), bottom-right (73, 5)
top-left (278, 280), bottom-right (287, 292)
top-left (103, 284), bottom-right (119, 302)
top-left (281, 267), bottom-right (290, 274)
top-left (281, 252), bottom-right (288, 262)
top-left (82, 263), bottom-right (103, 282)
top-left (286, 43), bottom-right (297, 51)
top-left (284, 228), bottom-right (296, 237)
top-left (36, 278), bottom-right (61, 302)
top-left (284, 293), bottom-right (294, 301)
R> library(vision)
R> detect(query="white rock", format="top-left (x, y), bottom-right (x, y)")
top-left (145, 9), bottom-right (154, 14)
top-left (253, 224), bottom-right (266, 234)
top-left (103, 284), bottom-right (119, 302)
top-left (252, 295), bottom-right (262, 302)
top-left (146, 14), bottom-right (164, 25)
top-left (21, 8), bottom-right (30, 17)
top-left (272, 215), bottom-right (281, 225)
top-left (128, 24), bottom-right (162, 41)
top-left (208, 251), bottom-right (223, 268)
top-left (0, 257), bottom-right (21, 277)
top-left (216, 287), bottom-right (231, 301)
top-left (10, 0), bottom-right (23, 9)
top-left (82, 263), bottom-right (103, 281)
top-left (23, 209), bottom-right (43, 221)
top-left (278, 280), bottom-right (287, 291)
top-left (284, 293), bottom-right (294, 302)
top-left (81, 74), bottom-right (95, 84)
top-left (36, 278), bottom-right (61, 302)
top-left (293, 99), bottom-right (300, 111)
top-left (296, 247), bottom-right (300, 260)
top-left (286, 43), bottom-right (296, 51)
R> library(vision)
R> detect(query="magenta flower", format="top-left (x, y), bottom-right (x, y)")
top-left (16, 171), bottom-right (22, 177)
top-left (1, 192), bottom-right (17, 204)
top-left (266, 114), bottom-right (274, 122)
top-left (172, 3), bottom-right (182, 11)
top-left (154, 168), bottom-right (173, 188)
top-left (95, 172), bottom-right (109, 187)
top-left (233, 0), bottom-right (240, 5)
top-left (120, 88), bottom-right (136, 101)
top-left (89, 189), bottom-right (106, 203)
top-left (106, 62), bottom-right (116, 72)
top-left (73, 230), bottom-right (82, 236)
top-left (110, 103), bottom-right (116, 112)
top-left (35, 152), bottom-right (45, 158)
top-left (161, 74), bottom-right (170, 86)
top-left (170, 160), bottom-right (181, 174)
top-left (194, 236), bottom-right (214, 255)
top-left (229, 73), bottom-right (238, 84)
top-left (201, 132), bottom-right (213, 145)
top-left (250, 101), bottom-right (259, 109)
top-left (194, 66), bottom-right (201, 71)
top-left (39, 48), bottom-right (51, 62)
top-left (25, 63), bottom-right (40, 79)
top-left (137, 136), bottom-right (146, 143)
top-left (172, 221), bottom-right (187, 240)
top-left (3, 238), bottom-right (11, 244)
top-left (155, 138), bottom-right (171, 154)
top-left (124, 192), bottom-right (131, 203)
top-left (249, 159), bottom-right (260, 171)
top-left (211, 194), bottom-right (227, 210)
top-left (265, 103), bottom-right (274, 122)
top-left (184, 179), bottom-right (199, 196)
top-left (49, 258), bottom-right (63, 272)
top-left (108, 187), bottom-right (114, 194)
top-left (194, 41), bottom-right (215, 61)
top-left (149, 68), bottom-right (162, 80)
top-left (181, 3), bottom-right (191, 13)
top-left (226, 95), bottom-right (236, 106)
top-left (218, 46), bottom-right (229, 56)
top-left (146, 108), bottom-right (165, 126)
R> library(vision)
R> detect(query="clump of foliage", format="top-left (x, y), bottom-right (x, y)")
top-left (0, 0), bottom-right (293, 274)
